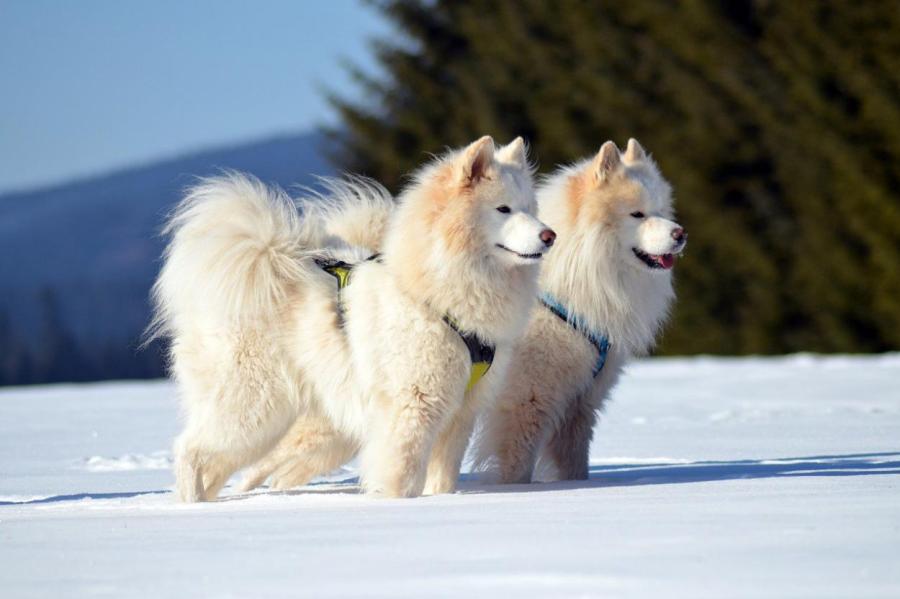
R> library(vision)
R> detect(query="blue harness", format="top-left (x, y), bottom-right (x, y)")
top-left (539, 293), bottom-right (611, 377)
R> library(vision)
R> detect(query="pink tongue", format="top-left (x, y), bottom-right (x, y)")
top-left (658, 254), bottom-right (675, 269)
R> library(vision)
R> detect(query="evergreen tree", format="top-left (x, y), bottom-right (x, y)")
top-left (0, 309), bottom-right (32, 385)
top-left (328, 0), bottom-right (900, 354)
top-left (33, 288), bottom-right (94, 383)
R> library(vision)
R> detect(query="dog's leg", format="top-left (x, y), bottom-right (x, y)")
top-left (174, 434), bottom-right (262, 502)
top-left (239, 462), bottom-right (273, 494)
top-left (544, 395), bottom-right (596, 480)
top-left (422, 405), bottom-right (473, 495)
top-left (201, 454), bottom-right (241, 499)
top-left (173, 425), bottom-right (292, 502)
top-left (173, 436), bottom-right (206, 502)
top-left (485, 392), bottom-right (562, 484)
top-left (267, 434), bottom-right (357, 491)
top-left (544, 357), bottom-right (622, 481)
top-left (241, 414), bottom-right (359, 492)
top-left (172, 375), bottom-right (298, 501)
top-left (361, 389), bottom-right (450, 498)
top-left (176, 435), bottom-right (293, 502)
top-left (174, 433), bottom-right (241, 502)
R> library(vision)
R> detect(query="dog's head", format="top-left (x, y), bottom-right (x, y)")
top-left (384, 135), bottom-right (553, 338)
top-left (469, 136), bottom-right (556, 266)
top-left (557, 139), bottom-right (684, 274)
top-left (411, 136), bottom-right (554, 268)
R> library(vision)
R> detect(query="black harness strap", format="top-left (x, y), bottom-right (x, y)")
top-left (443, 316), bottom-right (496, 371)
top-left (315, 255), bottom-right (494, 389)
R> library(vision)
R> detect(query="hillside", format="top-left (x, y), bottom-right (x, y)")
top-left (0, 132), bottom-right (334, 384)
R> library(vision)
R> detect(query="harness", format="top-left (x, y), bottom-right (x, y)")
top-left (442, 316), bottom-right (495, 390)
top-left (539, 293), bottom-right (611, 378)
top-left (316, 257), bottom-right (495, 391)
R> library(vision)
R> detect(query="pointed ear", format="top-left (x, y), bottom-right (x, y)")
top-left (591, 141), bottom-right (622, 183)
top-left (459, 135), bottom-right (495, 186)
top-left (623, 138), bottom-right (646, 163)
top-left (496, 136), bottom-right (528, 169)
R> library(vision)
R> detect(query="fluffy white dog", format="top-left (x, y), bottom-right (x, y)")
top-left (243, 138), bottom-right (683, 493)
top-left (148, 136), bottom-right (554, 501)
top-left (474, 139), bottom-right (685, 482)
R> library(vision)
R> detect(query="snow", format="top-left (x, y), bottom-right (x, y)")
top-left (1, 354), bottom-right (899, 598)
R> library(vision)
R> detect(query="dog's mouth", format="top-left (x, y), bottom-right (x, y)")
top-left (496, 244), bottom-right (544, 261)
top-left (632, 247), bottom-right (676, 270)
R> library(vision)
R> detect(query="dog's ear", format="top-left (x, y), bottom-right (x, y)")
top-left (591, 141), bottom-right (622, 183)
top-left (496, 136), bottom-right (528, 169)
top-left (459, 135), bottom-right (495, 187)
top-left (623, 138), bottom-right (646, 163)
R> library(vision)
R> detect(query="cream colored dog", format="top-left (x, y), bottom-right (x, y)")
top-left (148, 136), bottom-right (554, 501)
top-left (474, 139), bottom-right (685, 482)
top-left (244, 138), bottom-right (682, 492)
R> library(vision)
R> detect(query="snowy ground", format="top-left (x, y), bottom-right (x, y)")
top-left (1, 355), bottom-right (899, 598)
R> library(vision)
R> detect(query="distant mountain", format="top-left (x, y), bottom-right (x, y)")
top-left (0, 131), bottom-right (334, 385)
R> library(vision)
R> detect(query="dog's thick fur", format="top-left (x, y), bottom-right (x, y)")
top-left (473, 139), bottom-right (684, 482)
top-left (245, 138), bottom-right (683, 492)
top-left (150, 136), bottom-right (552, 501)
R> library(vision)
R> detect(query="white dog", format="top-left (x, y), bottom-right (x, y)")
top-left (243, 138), bottom-right (682, 492)
top-left (148, 136), bottom-right (554, 501)
top-left (473, 139), bottom-right (685, 482)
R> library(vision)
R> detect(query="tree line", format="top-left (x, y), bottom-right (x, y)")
top-left (329, 0), bottom-right (900, 354)
top-left (0, 288), bottom-right (164, 386)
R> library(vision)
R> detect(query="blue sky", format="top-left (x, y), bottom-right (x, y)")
top-left (0, 1), bottom-right (390, 194)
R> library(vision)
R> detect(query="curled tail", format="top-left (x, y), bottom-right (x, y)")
top-left (299, 176), bottom-right (395, 252)
top-left (147, 172), bottom-right (310, 343)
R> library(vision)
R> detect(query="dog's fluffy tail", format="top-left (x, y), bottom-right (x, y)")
top-left (147, 172), bottom-right (311, 343)
top-left (299, 176), bottom-right (395, 252)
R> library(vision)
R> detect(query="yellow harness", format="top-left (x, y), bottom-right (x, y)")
top-left (441, 315), bottom-right (495, 391)
top-left (319, 258), bottom-right (494, 391)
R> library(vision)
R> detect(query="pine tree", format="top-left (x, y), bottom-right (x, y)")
top-left (34, 288), bottom-right (94, 383)
top-left (328, 0), bottom-right (900, 354)
top-left (0, 309), bottom-right (32, 385)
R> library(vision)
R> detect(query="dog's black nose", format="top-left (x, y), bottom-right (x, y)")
top-left (671, 227), bottom-right (686, 243)
top-left (540, 229), bottom-right (556, 247)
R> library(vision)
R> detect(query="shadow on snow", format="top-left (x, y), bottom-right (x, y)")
top-left (457, 451), bottom-right (900, 494)
top-left (2, 451), bottom-right (897, 506)
top-left (0, 489), bottom-right (169, 506)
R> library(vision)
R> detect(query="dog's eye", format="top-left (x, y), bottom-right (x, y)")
top-left (630, 211), bottom-right (645, 219)
top-left (496, 205), bottom-right (511, 214)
